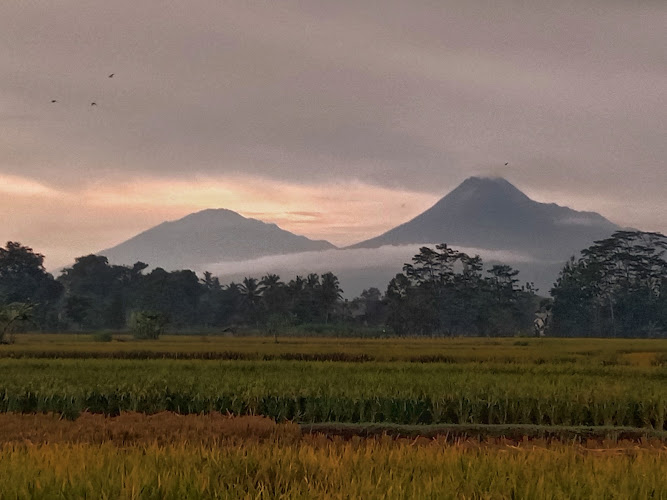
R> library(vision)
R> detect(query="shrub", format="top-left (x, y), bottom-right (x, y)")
top-left (129, 311), bottom-right (168, 340)
top-left (0, 303), bottom-right (33, 344)
top-left (92, 332), bottom-right (113, 342)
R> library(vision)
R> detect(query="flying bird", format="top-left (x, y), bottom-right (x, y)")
top-left (108, 73), bottom-right (114, 78)
top-left (91, 102), bottom-right (97, 106)
top-left (504, 162), bottom-right (509, 166)
top-left (51, 100), bottom-right (57, 103)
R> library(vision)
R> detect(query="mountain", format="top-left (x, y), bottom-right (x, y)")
top-left (97, 179), bottom-right (621, 296)
top-left (98, 209), bottom-right (336, 270)
top-left (349, 177), bottom-right (619, 260)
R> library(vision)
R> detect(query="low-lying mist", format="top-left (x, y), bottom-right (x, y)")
top-left (202, 244), bottom-right (557, 297)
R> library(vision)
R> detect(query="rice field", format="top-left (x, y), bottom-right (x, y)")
top-left (1, 357), bottom-right (665, 428)
top-left (1, 435), bottom-right (665, 499)
top-left (4, 334), bottom-right (667, 366)
top-left (1, 335), bottom-right (666, 497)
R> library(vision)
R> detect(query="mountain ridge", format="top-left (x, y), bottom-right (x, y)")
top-left (98, 208), bottom-right (336, 270)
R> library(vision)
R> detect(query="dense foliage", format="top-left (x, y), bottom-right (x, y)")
top-left (386, 244), bottom-right (538, 335)
top-left (550, 231), bottom-right (667, 337)
top-left (0, 243), bottom-right (62, 329)
top-left (0, 241), bottom-right (538, 336)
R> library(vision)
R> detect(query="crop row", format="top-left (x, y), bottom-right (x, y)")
top-left (2, 358), bottom-right (665, 397)
top-left (11, 349), bottom-right (660, 366)
top-left (6, 335), bottom-right (667, 366)
top-left (2, 412), bottom-right (665, 445)
top-left (0, 350), bottom-right (377, 362)
top-left (2, 359), bottom-right (664, 428)
top-left (1, 440), bottom-right (666, 499)
top-left (0, 390), bottom-right (665, 429)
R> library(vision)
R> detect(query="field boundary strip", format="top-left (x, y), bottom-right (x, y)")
top-left (300, 423), bottom-right (667, 442)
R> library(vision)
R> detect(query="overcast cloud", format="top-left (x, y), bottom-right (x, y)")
top-left (1, 0), bottom-right (665, 267)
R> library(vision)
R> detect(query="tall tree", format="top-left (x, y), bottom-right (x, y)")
top-left (550, 231), bottom-right (667, 337)
top-left (260, 274), bottom-right (288, 319)
top-left (58, 255), bottom-right (125, 329)
top-left (350, 287), bottom-right (386, 326)
top-left (239, 277), bottom-right (262, 325)
top-left (0, 242), bottom-right (63, 329)
top-left (319, 272), bottom-right (343, 324)
top-left (386, 244), bottom-right (537, 336)
top-left (133, 268), bottom-right (202, 327)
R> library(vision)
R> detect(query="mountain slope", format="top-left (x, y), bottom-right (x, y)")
top-left (99, 209), bottom-right (336, 269)
top-left (350, 177), bottom-right (619, 260)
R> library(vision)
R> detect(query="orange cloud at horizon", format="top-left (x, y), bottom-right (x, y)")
top-left (0, 173), bottom-right (439, 270)
top-left (78, 175), bottom-right (440, 245)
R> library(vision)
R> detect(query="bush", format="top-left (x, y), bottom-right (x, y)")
top-left (92, 331), bottom-right (113, 342)
top-left (129, 311), bottom-right (168, 340)
top-left (0, 303), bottom-right (33, 344)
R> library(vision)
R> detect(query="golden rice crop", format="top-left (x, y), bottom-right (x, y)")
top-left (4, 334), bottom-right (667, 366)
top-left (0, 439), bottom-right (665, 499)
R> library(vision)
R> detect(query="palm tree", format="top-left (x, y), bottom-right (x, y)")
top-left (288, 275), bottom-right (305, 295)
top-left (239, 277), bottom-right (262, 325)
top-left (320, 272), bottom-right (343, 324)
top-left (260, 274), bottom-right (287, 316)
top-left (260, 274), bottom-right (282, 291)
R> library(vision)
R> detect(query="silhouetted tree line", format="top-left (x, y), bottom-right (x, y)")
top-left (1, 230), bottom-right (666, 337)
top-left (549, 231), bottom-right (667, 337)
top-left (0, 243), bottom-right (348, 333)
top-left (385, 244), bottom-right (539, 336)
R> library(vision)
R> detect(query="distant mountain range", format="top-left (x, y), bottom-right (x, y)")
top-left (99, 209), bottom-right (335, 270)
top-left (98, 177), bottom-right (621, 295)
top-left (350, 176), bottom-right (619, 260)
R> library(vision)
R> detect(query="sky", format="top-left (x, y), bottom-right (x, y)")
top-left (1, 0), bottom-right (665, 270)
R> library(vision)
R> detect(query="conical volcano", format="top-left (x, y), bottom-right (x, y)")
top-left (349, 177), bottom-right (619, 260)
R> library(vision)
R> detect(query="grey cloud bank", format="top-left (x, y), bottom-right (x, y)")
top-left (1, 0), bottom-right (666, 254)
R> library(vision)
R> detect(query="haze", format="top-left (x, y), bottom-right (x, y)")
top-left (1, 0), bottom-right (665, 269)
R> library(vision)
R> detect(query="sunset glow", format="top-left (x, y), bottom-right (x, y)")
top-left (0, 174), bottom-right (439, 269)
